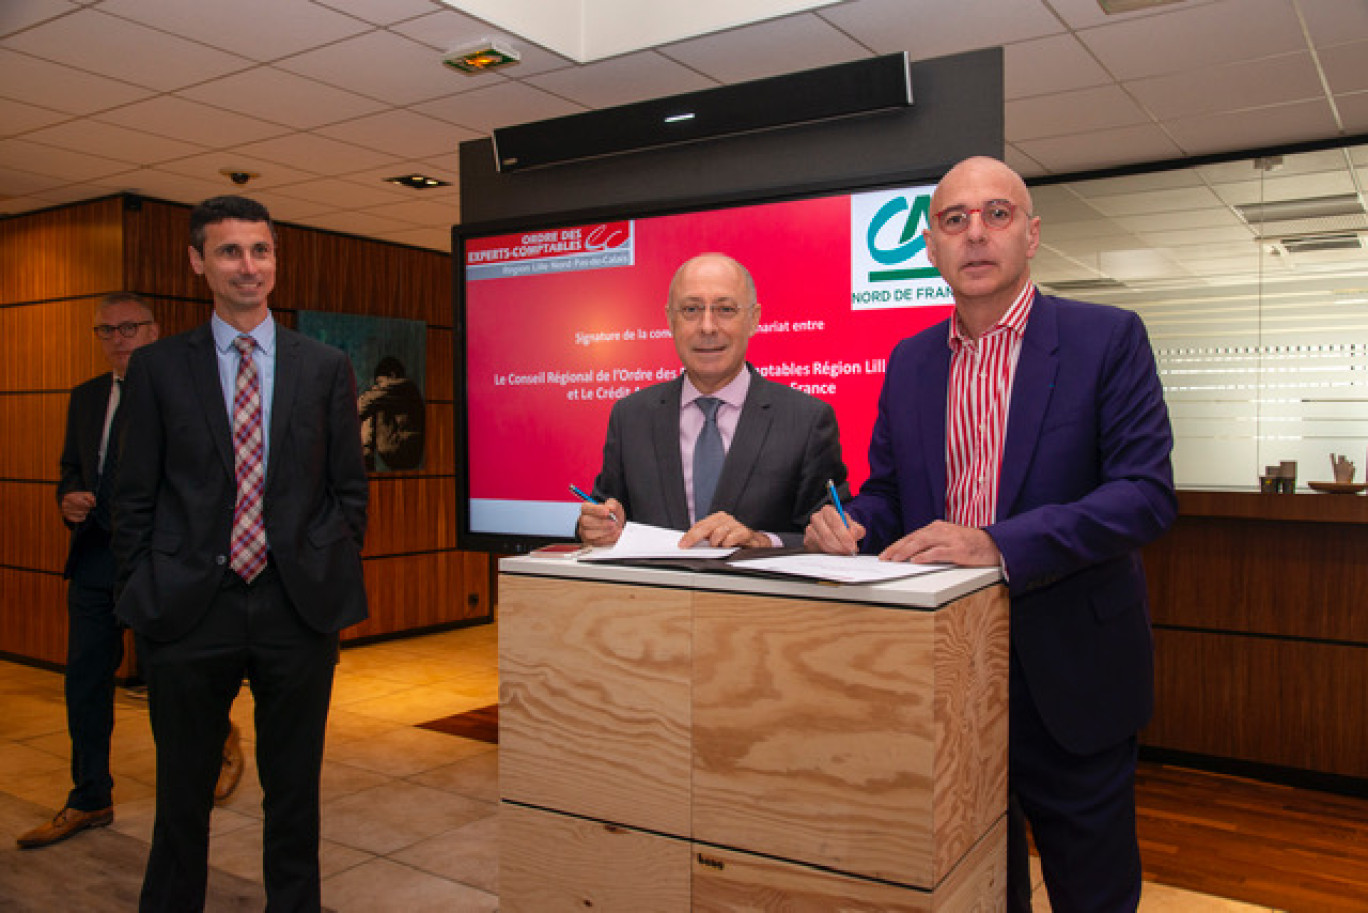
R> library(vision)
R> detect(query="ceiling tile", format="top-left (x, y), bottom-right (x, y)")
top-left (0, 167), bottom-right (69, 198)
top-left (1164, 98), bottom-right (1340, 156)
top-left (1298, 0), bottom-right (1368, 48)
top-left (116, 167), bottom-right (242, 208)
top-left (233, 133), bottom-right (402, 176)
top-left (176, 68), bottom-right (389, 130)
top-left (820, 0), bottom-right (1062, 59)
top-left (0, 0), bottom-right (81, 36)
top-left (94, 96), bottom-right (290, 148)
top-left (659, 14), bottom-right (870, 84)
top-left (319, 110), bottom-right (479, 158)
top-left (272, 177), bottom-right (411, 209)
top-left (390, 9), bottom-right (576, 78)
top-left (1, 8), bottom-right (252, 91)
top-left (1005, 143), bottom-right (1047, 179)
top-left (1125, 52), bottom-right (1324, 120)
top-left (306, 208), bottom-right (416, 238)
top-left (1111, 208), bottom-right (1246, 234)
top-left (0, 138), bottom-right (136, 182)
top-left (1015, 124), bottom-right (1185, 175)
top-left (157, 151), bottom-right (317, 190)
top-left (364, 198), bottom-right (459, 228)
top-left (1336, 90), bottom-right (1368, 134)
top-left (1006, 84), bottom-right (1150, 141)
top-left (526, 51), bottom-right (716, 109)
top-left (1005, 34), bottom-right (1111, 101)
top-left (1085, 186), bottom-right (1226, 217)
top-left (1207, 168), bottom-right (1359, 206)
top-left (97, 0), bottom-right (369, 61)
top-left (22, 120), bottom-right (206, 165)
top-left (1044, 0), bottom-right (1223, 30)
top-left (0, 95), bottom-right (71, 135)
top-left (312, 0), bottom-right (438, 27)
top-left (414, 80), bottom-right (583, 133)
top-left (1068, 168), bottom-right (1206, 197)
top-left (1318, 40), bottom-right (1368, 95)
top-left (277, 30), bottom-right (469, 106)
top-left (0, 49), bottom-right (152, 114)
top-left (1077, 0), bottom-right (1304, 80)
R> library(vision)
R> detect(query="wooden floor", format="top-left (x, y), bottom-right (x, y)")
top-left (1135, 761), bottom-right (1368, 912)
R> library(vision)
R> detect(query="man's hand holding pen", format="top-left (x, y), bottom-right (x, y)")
top-left (804, 504), bottom-right (865, 556)
top-left (577, 497), bottom-right (624, 546)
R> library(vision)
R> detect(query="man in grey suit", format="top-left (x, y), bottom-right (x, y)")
top-left (113, 195), bottom-right (368, 912)
top-left (579, 253), bottom-right (847, 548)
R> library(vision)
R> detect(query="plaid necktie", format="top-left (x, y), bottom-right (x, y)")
top-left (230, 335), bottom-right (267, 582)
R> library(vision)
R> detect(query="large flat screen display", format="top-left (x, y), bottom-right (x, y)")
top-left (455, 179), bottom-right (955, 552)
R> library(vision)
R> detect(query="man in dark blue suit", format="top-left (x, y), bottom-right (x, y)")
top-left (806, 156), bottom-right (1176, 913)
top-left (114, 196), bottom-right (368, 911)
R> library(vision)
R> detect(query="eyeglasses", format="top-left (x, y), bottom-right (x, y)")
top-left (932, 199), bottom-right (1023, 235)
top-left (93, 321), bottom-right (153, 340)
top-left (670, 303), bottom-right (748, 322)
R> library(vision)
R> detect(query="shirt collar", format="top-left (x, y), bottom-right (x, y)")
top-left (682, 364), bottom-right (752, 410)
top-left (949, 282), bottom-right (1036, 351)
top-left (212, 311), bottom-right (276, 356)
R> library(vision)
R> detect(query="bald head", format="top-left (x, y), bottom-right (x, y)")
top-left (929, 156), bottom-right (1034, 220)
top-left (668, 253), bottom-right (756, 309)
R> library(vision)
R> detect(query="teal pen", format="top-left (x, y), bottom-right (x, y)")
top-left (570, 484), bottom-right (618, 523)
top-left (826, 479), bottom-right (849, 528)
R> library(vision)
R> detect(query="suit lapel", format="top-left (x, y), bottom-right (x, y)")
top-left (919, 334), bottom-right (952, 516)
top-left (998, 294), bottom-right (1060, 517)
top-left (188, 325), bottom-right (235, 478)
top-left (267, 328), bottom-right (299, 490)
top-left (714, 368), bottom-right (770, 512)
top-left (651, 376), bottom-right (690, 528)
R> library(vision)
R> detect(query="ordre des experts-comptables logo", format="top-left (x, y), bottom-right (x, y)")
top-left (849, 185), bottom-right (952, 311)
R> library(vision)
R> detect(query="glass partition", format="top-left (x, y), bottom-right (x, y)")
top-left (1029, 142), bottom-right (1368, 491)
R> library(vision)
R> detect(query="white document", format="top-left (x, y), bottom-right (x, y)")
top-left (728, 554), bottom-right (953, 584)
top-left (582, 521), bottom-right (737, 560)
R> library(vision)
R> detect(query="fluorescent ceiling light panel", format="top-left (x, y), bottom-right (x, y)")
top-left (1236, 194), bottom-right (1365, 223)
top-left (442, 0), bottom-right (840, 63)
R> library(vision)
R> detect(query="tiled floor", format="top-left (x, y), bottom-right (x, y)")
top-left (0, 622), bottom-right (1277, 912)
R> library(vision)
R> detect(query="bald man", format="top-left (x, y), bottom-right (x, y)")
top-left (579, 253), bottom-right (848, 549)
top-left (806, 157), bottom-right (1176, 913)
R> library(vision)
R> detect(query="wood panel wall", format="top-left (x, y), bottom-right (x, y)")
top-left (1141, 494), bottom-right (1368, 781)
top-left (0, 194), bottom-right (491, 673)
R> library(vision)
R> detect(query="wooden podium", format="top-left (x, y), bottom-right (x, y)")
top-left (498, 556), bottom-right (1009, 911)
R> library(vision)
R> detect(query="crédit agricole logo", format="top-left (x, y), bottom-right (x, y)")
top-left (850, 185), bottom-right (952, 310)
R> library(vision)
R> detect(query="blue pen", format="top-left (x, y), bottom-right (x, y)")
top-left (826, 479), bottom-right (849, 529)
top-left (570, 484), bottom-right (619, 523)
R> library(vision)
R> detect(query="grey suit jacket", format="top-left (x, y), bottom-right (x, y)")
top-left (112, 321), bottom-right (369, 641)
top-left (590, 366), bottom-right (847, 546)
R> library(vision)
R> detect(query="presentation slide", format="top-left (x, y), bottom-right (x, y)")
top-left (461, 182), bottom-right (953, 540)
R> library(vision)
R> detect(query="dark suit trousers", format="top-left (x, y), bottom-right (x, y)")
top-left (1007, 649), bottom-right (1142, 913)
top-left (65, 540), bottom-right (122, 811)
top-left (137, 563), bottom-right (337, 913)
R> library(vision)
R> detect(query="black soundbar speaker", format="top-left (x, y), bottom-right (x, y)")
top-left (491, 52), bottom-right (912, 172)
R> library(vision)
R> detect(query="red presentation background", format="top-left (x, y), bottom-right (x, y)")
top-left (465, 194), bottom-right (952, 505)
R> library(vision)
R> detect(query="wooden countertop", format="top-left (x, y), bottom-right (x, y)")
top-left (1177, 489), bottom-right (1368, 523)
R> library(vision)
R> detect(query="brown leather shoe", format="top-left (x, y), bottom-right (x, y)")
top-left (16, 805), bottom-right (113, 849)
top-left (214, 723), bottom-right (244, 804)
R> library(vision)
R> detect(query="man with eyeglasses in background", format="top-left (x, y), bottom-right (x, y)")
top-left (578, 252), bottom-right (848, 549)
top-left (17, 294), bottom-right (159, 848)
top-left (805, 156), bottom-right (1176, 913)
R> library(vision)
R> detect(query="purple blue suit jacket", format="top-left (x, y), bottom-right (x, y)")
top-left (849, 292), bottom-right (1176, 755)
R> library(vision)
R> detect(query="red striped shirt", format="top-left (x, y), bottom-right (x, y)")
top-left (945, 283), bottom-right (1035, 527)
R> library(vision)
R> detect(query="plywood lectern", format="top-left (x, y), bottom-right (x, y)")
top-left (498, 556), bottom-right (1009, 911)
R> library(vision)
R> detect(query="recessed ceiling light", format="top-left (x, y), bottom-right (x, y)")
top-left (442, 39), bottom-right (520, 74)
top-left (386, 174), bottom-right (451, 190)
top-left (1235, 194), bottom-right (1365, 223)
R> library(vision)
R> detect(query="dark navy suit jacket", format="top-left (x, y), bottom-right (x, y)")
top-left (59, 372), bottom-right (116, 584)
top-left (112, 322), bottom-right (369, 642)
top-left (850, 292), bottom-right (1176, 755)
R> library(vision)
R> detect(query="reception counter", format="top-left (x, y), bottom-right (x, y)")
top-left (496, 556), bottom-right (1008, 911)
top-left (1142, 490), bottom-right (1368, 784)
